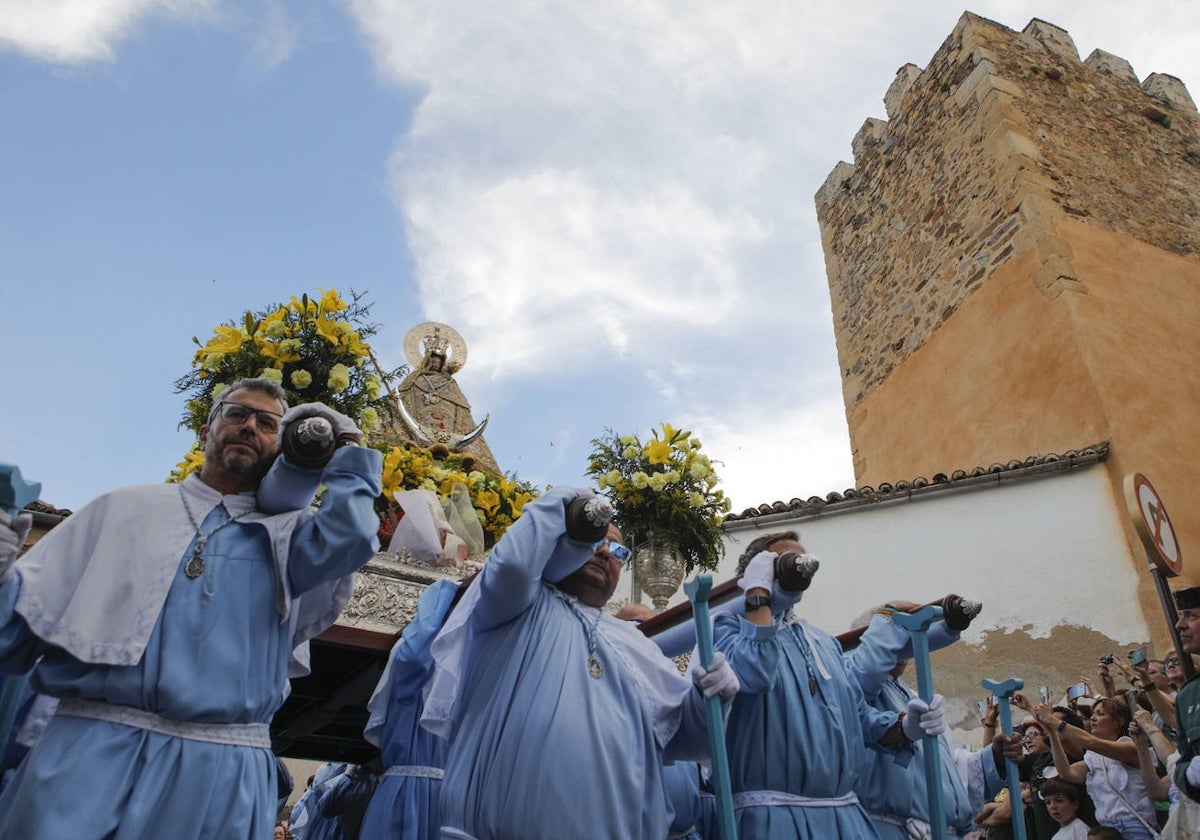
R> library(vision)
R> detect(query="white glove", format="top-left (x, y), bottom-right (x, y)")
top-left (1186, 757), bottom-right (1200, 789)
top-left (280, 403), bottom-right (361, 444)
top-left (0, 510), bottom-right (33, 583)
top-left (738, 550), bottom-right (776, 592)
top-left (903, 693), bottom-right (947, 741)
top-left (693, 651), bottom-right (740, 701)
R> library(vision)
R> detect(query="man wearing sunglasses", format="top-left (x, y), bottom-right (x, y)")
top-left (422, 487), bottom-right (739, 840)
top-left (0, 377), bottom-right (382, 839)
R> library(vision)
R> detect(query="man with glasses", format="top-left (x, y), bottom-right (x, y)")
top-left (0, 377), bottom-right (382, 839)
top-left (421, 487), bottom-right (739, 839)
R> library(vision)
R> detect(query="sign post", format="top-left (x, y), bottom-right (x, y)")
top-left (1124, 473), bottom-right (1191, 680)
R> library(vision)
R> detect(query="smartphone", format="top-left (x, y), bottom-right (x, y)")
top-left (1067, 682), bottom-right (1088, 701)
top-left (977, 699), bottom-right (988, 717)
top-left (1131, 644), bottom-right (1148, 666)
top-left (1039, 685), bottom-right (1050, 704)
top-left (1125, 689), bottom-right (1140, 714)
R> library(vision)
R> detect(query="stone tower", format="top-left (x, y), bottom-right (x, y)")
top-left (816, 13), bottom-right (1200, 595)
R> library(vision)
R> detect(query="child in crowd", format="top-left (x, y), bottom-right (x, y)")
top-left (1041, 778), bottom-right (1088, 840)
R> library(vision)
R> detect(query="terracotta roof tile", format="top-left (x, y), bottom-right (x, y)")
top-left (723, 441), bottom-right (1110, 524)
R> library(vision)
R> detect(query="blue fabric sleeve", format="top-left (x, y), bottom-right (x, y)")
top-left (844, 613), bottom-right (910, 700)
top-left (287, 445), bottom-right (383, 594)
top-left (0, 577), bottom-right (42, 675)
top-left (712, 613), bottom-right (782, 695)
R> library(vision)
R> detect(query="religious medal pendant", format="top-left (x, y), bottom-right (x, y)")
top-left (588, 653), bottom-right (604, 679)
top-left (185, 539), bottom-right (206, 579)
top-left (808, 673), bottom-right (818, 695)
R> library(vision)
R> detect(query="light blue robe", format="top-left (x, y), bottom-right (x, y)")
top-left (0, 446), bottom-right (381, 839)
top-left (427, 488), bottom-right (711, 840)
top-left (714, 610), bottom-right (905, 839)
top-left (663, 761), bottom-right (704, 840)
top-left (845, 614), bottom-right (974, 838)
top-left (359, 579), bottom-right (458, 840)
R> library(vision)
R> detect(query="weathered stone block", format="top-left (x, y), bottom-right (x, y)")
top-left (1022, 18), bottom-right (1079, 63)
top-left (852, 117), bottom-right (889, 162)
top-left (815, 161), bottom-right (856, 209)
top-left (1143, 73), bottom-right (1197, 113)
top-left (885, 64), bottom-right (923, 120)
top-left (1084, 49), bottom-right (1138, 85)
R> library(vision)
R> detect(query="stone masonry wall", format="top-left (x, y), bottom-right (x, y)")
top-left (816, 11), bottom-right (1200, 409)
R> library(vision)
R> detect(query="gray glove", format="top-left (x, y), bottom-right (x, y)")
top-left (279, 403), bottom-right (361, 444)
top-left (0, 510), bottom-right (33, 583)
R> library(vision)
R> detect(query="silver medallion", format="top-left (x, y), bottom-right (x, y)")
top-left (185, 551), bottom-right (205, 579)
top-left (588, 654), bottom-right (604, 679)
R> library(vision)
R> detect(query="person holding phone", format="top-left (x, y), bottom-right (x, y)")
top-left (1034, 698), bottom-right (1157, 840)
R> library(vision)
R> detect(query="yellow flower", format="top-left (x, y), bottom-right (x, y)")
top-left (290, 369), bottom-right (313, 389)
top-left (317, 287), bottom-right (347, 313)
top-left (644, 438), bottom-right (672, 465)
top-left (606, 470), bottom-right (622, 487)
top-left (475, 489), bottom-right (501, 515)
top-left (327, 363), bottom-right (350, 393)
top-left (622, 446), bottom-right (640, 459)
top-left (632, 472), bottom-right (650, 489)
top-left (511, 491), bottom-right (534, 517)
top-left (259, 338), bottom-right (302, 364)
top-left (212, 383), bottom-right (229, 401)
top-left (619, 435), bottom-right (638, 446)
top-left (169, 445), bottom-right (206, 483)
top-left (365, 376), bottom-right (381, 400)
top-left (313, 314), bottom-right (341, 347)
top-left (263, 318), bottom-right (288, 339)
top-left (342, 331), bottom-right (371, 358)
top-left (260, 368), bottom-right (283, 383)
top-left (201, 325), bottom-right (248, 357)
top-left (647, 472), bottom-right (669, 491)
top-left (360, 407), bottom-right (380, 430)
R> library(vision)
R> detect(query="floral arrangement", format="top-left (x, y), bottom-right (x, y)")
top-left (377, 444), bottom-right (539, 546)
top-left (169, 288), bottom-right (401, 481)
top-left (586, 423), bottom-right (729, 573)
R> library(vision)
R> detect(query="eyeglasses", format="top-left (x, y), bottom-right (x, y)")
top-left (1165, 657), bottom-right (1182, 666)
top-left (212, 402), bottom-right (283, 434)
top-left (594, 538), bottom-right (631, 564)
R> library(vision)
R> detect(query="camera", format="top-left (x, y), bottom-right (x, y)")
top-left (1099, 654), bottom-right (1115, 665)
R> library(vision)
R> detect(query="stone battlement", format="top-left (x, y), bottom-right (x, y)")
top-left (816, 11), bottom-right (1200, 409)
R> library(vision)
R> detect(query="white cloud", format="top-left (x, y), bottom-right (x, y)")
top-left (686, 393), bottom-right (856, 513)
top-left (244, 0), bottom-right (299, 70)
top-left (0, 0), bottom-right (217, 64)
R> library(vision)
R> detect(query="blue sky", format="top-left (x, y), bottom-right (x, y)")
top-left (2, 0), bottom-right (1198, 513)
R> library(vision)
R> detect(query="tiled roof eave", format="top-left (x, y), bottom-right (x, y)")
top-left (721, 442), bottom-right (1110, 531)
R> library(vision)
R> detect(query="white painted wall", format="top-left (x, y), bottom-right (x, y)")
top-left (648, 465), bottom-right (1153, 646)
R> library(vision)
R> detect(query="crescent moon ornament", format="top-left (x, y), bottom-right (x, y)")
top-left (394, 391), bottom-right (490, 451)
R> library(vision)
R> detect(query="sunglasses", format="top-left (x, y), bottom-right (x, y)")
top-left (1165, 657), bottom-right (1182, 666)
top-left (594, 538), bottom-right (631, 564)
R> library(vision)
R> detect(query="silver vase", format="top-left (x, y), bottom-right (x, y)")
top-left (636, 538), bottom-right (686, 611)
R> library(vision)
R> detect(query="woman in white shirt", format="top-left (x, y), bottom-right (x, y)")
top-left (1035, 698), bottom-right (1158, 840)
